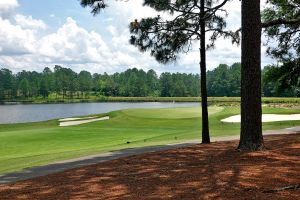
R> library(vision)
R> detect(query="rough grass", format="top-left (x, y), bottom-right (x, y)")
top-left (0, 106), bottom-right (299, 174)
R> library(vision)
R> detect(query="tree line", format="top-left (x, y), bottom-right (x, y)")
top-left (1, 62), bottom-right (298, 100)
top-left (0, 65), bottom-right (196, 100)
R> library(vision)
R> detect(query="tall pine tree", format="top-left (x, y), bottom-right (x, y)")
top-left (80, 0), bottom-right (237, 143)
top-left (129, 0), bottom-right (236, 143)
top-left (238, 0), bottom-right (299, 150)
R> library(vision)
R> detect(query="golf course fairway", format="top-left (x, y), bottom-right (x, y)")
top-left (0, 106), bottom-right (300, 174)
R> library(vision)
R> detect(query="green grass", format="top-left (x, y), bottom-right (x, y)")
top-left (0, 106), bottom-right (300, 174)
top-left (121, 106), bottom-right (223, 119)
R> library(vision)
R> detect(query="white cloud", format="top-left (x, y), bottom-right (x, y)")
top-left (106, 25), bottom-right (118, 36)
top-left (0, 0), bottom-right (275, 74)
top-left (0, 17), bottom-right (36, 55)
top-left (107, 0), bottom-right (160, 21)
top-left (0, 0), bottom-right (18, 18)
top-left (102, 0), bottom-right (245, 72)
top-left (103, 17), bottom-right (113, 22)
top-left (15, 14), bottom-right (47, 29)
top-left (38, 17), bottom-right (112, 64)
top-left (0, 16), bottom-right (154, 74)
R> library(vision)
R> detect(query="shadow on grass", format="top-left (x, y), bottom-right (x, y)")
top-left (0, 142), bottom-right (199, 184)
top-left (0, 134), bottom-right (299, 200)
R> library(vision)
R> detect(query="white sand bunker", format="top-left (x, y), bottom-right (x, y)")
top-left (221, 114), bottom-right (300, 123)
top-left (59, 116), bottom-right (98, 122)
top-left (59, 116), bottom-right (109, 127)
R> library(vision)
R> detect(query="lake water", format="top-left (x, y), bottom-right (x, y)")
top-left (0, 102), bottom-right (200, 124)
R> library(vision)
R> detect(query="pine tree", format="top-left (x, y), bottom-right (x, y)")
top-left (129, 0), bottom-right (236, 143)
top-left (238, 0), bottom-right (299, 151)
top-left (80, 0), bottom-right (238, 143)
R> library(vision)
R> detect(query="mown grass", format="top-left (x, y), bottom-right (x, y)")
top-left (0, 106), bottom-right (300, 174)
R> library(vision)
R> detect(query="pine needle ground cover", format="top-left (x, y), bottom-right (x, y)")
top-left (1, 134), bottom-right (299, 200)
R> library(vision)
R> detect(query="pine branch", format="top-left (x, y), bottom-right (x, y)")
top-left (235, 17), bottom-right (300, 32)
top-left (262, 18), bottom-right (300, 28)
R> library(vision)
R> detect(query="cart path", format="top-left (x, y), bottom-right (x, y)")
top-left (1, 126), bottom-right (299, 184)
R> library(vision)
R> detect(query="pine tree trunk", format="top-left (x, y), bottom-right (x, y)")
top-left (200, 0), bottom-right (210, 144)
top-left (238, 0), bottom-right (264, 151)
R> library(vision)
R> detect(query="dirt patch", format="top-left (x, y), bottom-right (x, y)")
top-left (0, 134), bottom-right (299, 200)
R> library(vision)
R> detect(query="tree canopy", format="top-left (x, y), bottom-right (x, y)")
top-left (2, 63), bottom-right (297, 101)
top-left (80, 0), bottom-right (107, 15)
top-left (262, 0), bottom-right (300, 60)
top-left (129, 0), bottom-right (236, 63)
top-left (263, 59), bottom-right (300, 97)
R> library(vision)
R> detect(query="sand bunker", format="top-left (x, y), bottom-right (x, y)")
top-left (59, 116), bottom-right (97, 122)
top-left (221, 114), bottom-right (300, 123)
top-left (59, 116), bottom-right (109, 127)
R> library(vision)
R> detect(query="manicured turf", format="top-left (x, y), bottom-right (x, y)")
top-left (0, 106), bottom-right (300, 174)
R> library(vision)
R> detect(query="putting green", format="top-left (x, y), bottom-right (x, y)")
top-left (0, 106), bottom-right (299, 174)
top-left (121, 106), bottom-right (223, 119)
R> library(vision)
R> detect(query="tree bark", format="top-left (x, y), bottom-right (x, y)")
top-left (200, 0), bottom-right (210, 144)
top-left (238, 0), bottom-right (264, 150)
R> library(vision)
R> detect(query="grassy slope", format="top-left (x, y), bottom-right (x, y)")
top-left (0, 106), bottom-right (300, 174)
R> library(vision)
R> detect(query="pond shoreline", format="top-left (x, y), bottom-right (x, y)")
top-left (1, 96), bottom-right (299, 105)
top-left (0, 97), bottom-right (204, 105)
top-left (0, 102), bottom-right (201, 124)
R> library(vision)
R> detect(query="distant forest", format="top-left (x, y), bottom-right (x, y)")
top-left (0, 62), bottom-right (299, 100)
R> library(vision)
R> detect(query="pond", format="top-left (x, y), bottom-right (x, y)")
top-left (0, 102), bottom-right (200, 124)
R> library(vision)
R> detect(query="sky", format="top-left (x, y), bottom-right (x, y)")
top-left (0, 0), bottom-right (274, 74)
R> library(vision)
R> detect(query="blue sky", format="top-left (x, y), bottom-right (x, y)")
top-left (0, 0), bottom-right (274, 74)
top-left (17, 0), bottom-right (107, 33)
